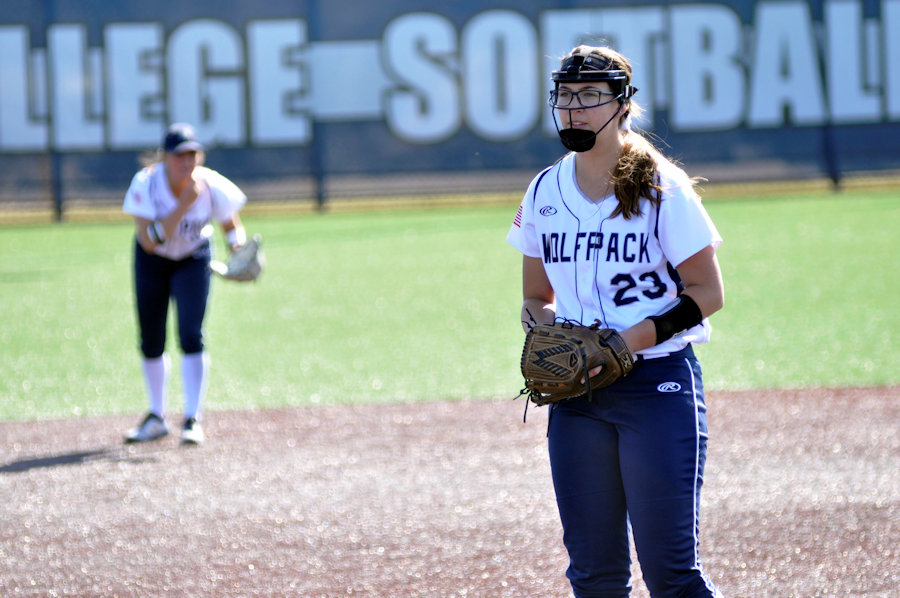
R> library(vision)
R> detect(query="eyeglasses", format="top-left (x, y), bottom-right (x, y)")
top-left (549, 89), bottom-right (621, 109)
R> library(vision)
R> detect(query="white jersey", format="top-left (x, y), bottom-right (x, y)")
top-left (507, 152), bottom-right (722, 358)
top-left (122, 163), bottom-right (247, 260)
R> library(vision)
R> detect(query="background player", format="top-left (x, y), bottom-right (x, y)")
top-left (122, 123), bottom-right (248, 445)
top-left (507, 45), bottom-right (726, 596)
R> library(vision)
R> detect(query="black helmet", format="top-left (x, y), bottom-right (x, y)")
top-left (551, 51), bottom-right (636, 100)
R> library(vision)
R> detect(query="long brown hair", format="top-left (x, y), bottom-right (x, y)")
top-left (612, 133), bottom-right (665, 219)
top-left (564, 45), bottom-right (689, 220)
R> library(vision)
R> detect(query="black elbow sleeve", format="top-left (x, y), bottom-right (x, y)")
top-left (646, 294), bottom-right (703, 345)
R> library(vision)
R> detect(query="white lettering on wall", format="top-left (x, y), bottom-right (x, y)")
top-left (49, 25), bottom-right (104, 149)
top-left (247, 20), bottom-right (310, 145)
top-left (670, 4), bottom-right (744, 130)
top-left (0, 1), bottom-right (898, 153)
top-left (0, 26), bottom-right (47, 150)
top-left (748, 1), bottom-right (825, 127)
top-left (106, 23), bottom-right (165, 149)
top-left (462, 10), bottom-right (539, 141)
top-left (308, 40), bottom-right (389, 121)
top-left (383, 12), bottom-right (460, 143)
top-left (167, 19), bottom-right (245, 146)
top-left (826, 1), bottom-right (881, 123)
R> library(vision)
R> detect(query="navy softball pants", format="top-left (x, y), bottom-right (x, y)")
top-left (133, 240), bottom-right (210, 358)
top-left (547, 346), bottom-right (721, 598)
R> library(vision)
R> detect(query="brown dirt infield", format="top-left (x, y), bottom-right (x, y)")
top-left (1, 386), bottom-right (897, 597)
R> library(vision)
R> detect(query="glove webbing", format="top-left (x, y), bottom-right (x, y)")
top-left (517, 339), bottom-right (593, 422)
top-left (534, 343), bottom-right (580, 377)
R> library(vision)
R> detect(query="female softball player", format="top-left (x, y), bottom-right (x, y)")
top-left (507, 46), bottom-right (726, 597)
top-left (122, 123), bottom-right (248, 445)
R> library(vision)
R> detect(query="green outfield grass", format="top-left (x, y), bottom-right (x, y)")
top-left (1, 189), bottom-right (897, 422)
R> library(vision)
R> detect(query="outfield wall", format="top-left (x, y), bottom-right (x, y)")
top-left (1, 0), bottom-right (898, 211)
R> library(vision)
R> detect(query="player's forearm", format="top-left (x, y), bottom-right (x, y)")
top-left (623, 281), bottom-right (724, 353)
top-left (674, 245), bottom-right (724, 319)
top-left (680, 284), bottom-right (724, 320)
top-left (157, 202), bottom-right (192, 239)
top-left (136, 205), bottom-right (190, 250)
top-left (157, 176), bottom-right (202, 239)
top-left (521, 298), bottom-right (556, 332)
top-left (619, 319), bottom-right (657, 355)
top-left (220, 214), bottom-right (245, 251)
top-left (134, 217), bottom-right (158, 252)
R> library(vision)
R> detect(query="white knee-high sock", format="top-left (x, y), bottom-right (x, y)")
top-left (182, 352), bottom-right (209, 421)
top-left (142, 355), bottom-right (170, 417)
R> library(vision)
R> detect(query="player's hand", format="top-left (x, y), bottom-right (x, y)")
top-left (580, 365), bottom-right (604, 384)
top-left (178, 176), bottom-right (202, 206)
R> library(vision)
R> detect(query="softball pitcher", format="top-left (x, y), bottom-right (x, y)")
top-left (122, 123), bottom-right (247, 445)
top-left (507, 46), bottom-right (725, 597)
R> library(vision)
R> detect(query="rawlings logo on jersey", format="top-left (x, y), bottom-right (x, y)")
top-left (542, 232), bottom-right (651, 264)
top-left (539, 206), bottom-right (557, 216)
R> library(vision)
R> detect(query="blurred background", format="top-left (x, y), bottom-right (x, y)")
top-left (1, 0), bottom-right (898, 219)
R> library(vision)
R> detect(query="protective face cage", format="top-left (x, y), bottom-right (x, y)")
top-left (550, 52), bottom-right (638, 106)
top-left (548, 52), bottom-right (639, 152)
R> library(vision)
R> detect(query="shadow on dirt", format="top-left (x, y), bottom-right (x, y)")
top-left (0, 447), bottom-right (158, 473)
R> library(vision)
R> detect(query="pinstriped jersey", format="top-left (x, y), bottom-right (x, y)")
top-left (123, 164), bottom-right (246, 260)
top-left (507, 152), bottom-right (722, 358)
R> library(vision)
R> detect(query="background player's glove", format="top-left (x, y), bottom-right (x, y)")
top-left (210, 233), bottom-right (265, 282)
top-left (519, 320), bottom-right (635, 406)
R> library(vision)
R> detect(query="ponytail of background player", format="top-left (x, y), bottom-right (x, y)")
top-left (507, 45), bottom-right (726, 597)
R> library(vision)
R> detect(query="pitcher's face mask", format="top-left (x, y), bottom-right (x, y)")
top-left (549, 52), bottom-right (637, 152)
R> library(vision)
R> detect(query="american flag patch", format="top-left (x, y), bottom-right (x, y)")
top-left (513, 205), bottom-right (523, 227)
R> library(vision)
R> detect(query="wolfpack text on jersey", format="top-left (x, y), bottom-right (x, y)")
top-left (507, 152), bottom-right (722, 358)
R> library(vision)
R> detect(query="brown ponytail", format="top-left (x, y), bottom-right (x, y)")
top-left (611, 133), bottom-right (663, 219)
